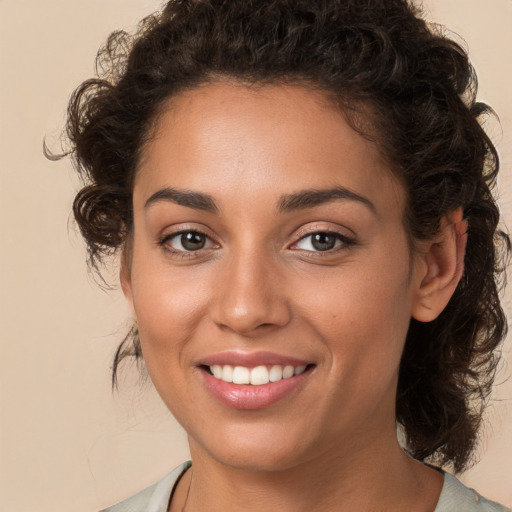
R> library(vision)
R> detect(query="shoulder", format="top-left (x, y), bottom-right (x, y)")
top-left (435, 473), bottom-right (511, 512)
top-left (98, 461), bottom-right (192, 512)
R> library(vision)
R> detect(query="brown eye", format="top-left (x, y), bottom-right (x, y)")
top-left (295, 232), bottom-right (342, 252)
top-left (311, 233), bottom-right (337, 251)
top-left (169, 231), bottom-right (208, 251)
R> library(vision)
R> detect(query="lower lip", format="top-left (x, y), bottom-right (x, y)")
top-left (200, 368), bottom-right (312, 410)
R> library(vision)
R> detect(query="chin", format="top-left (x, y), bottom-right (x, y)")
top-left (189, 418), bottom-right (319, 473)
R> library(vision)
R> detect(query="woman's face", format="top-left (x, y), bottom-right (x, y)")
top-left (123, 83), bottom-right (427, 471)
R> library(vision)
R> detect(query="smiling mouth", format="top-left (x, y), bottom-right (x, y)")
top-left (202, 364), bottom-right (315, 385)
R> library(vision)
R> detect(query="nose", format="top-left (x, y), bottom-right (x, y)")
top-left (211, 248), bottom-right (292, 336)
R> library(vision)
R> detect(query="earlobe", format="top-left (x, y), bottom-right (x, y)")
top-left (411, 208), bottom-right (467, 323)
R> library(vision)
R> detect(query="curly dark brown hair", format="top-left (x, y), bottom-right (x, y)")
top-left (61, 0), bottom-right (509, 473)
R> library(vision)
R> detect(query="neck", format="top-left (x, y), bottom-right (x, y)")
top-left (175, 432), bottom-right (443, 512)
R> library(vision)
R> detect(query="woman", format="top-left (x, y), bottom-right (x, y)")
top-left (62, 0), bottom-right (510, 510)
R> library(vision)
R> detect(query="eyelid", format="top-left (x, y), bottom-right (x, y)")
top-left (292, 222), bottom-right (356, 239)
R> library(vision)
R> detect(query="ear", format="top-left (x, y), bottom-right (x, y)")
top-left (411, 208), bottom-right (467, 323)
top-left (120, 248), bottom-right (137, 322)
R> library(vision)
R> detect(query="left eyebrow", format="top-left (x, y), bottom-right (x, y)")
top-left (144, 187), bottom-right (219, 213)
top-left (278, 186), bottom-right (376, 214)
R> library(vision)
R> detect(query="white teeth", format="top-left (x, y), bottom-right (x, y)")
top-left (221, 365), bottom-right (234, 383)
top-left (232, 366), bottom-right (250, 384)
top-left (294, 365), bottom-right (306, 376)
top-left (250, 365), bottom-right (269, 385)
top-left (209, 364), bottom-right (309, 384)
top-left (269, 365), bottom-right (283, 382)
top-left (211, 365), bottom-right (222, 379)
top-left (283, 365), bottom-right (294, 379)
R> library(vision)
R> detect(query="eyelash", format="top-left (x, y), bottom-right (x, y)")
top-left (158, 228), bottom-right (355, 259)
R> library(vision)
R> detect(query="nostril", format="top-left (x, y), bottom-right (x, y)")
top-left (258, 323), bottom-right (278, 329)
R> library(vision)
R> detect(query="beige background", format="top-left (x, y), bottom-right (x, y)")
top-left (0, 1), bottom-right (511, 510)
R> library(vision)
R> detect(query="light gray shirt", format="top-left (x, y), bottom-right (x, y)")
top-left (99, 461), bottom-right (511, 512)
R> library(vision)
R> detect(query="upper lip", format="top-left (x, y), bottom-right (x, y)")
top-left (197, 350), bottom-right (313, 368)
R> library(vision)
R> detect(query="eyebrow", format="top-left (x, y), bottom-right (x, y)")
top-left (144, 187), bottom-right (219, 213)
top-left (278, 186), bottom-right (376, 214)
top-left (144, 185), bottom-right (376, 215)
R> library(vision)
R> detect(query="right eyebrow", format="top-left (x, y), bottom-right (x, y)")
top-left (144, 187), bottom-right (219, 213)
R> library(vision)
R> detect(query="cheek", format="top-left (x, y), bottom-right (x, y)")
top-left (295, 253), bottom-right (413, 370)
top-left (130, 255), bottom-right (212, 369)
top-left (129, 263), bottom-right (212, 418)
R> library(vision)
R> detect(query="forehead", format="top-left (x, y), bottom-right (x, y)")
top-left (135, 82), bottom-right (404, 217)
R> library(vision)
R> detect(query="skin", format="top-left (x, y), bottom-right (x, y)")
top-left (121, 82), bottom-right (466, 511)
